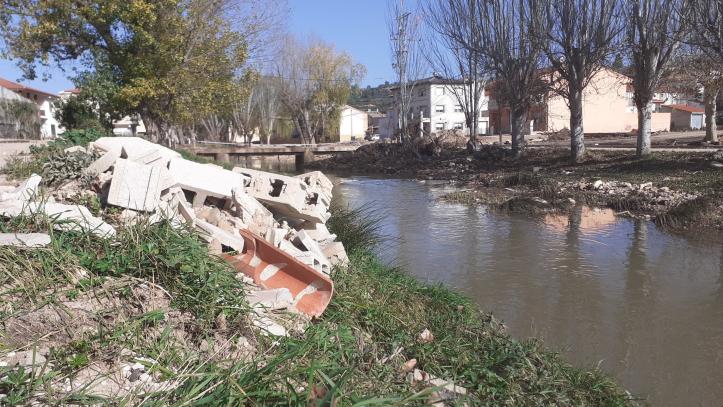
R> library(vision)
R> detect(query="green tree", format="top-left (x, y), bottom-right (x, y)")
top-left (0, 0), bottom-right (249, 145)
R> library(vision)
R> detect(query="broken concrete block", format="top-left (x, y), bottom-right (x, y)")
top-left (231, 187), bottom-right (275, 236)
top-left (294, 230), bottom-right (331, 275)
top-left (169, 158), bottom-right (245, 206)
top-left (0, 233), bottom-right (51, 247)
top-left (0, 174), bottom-right (42, 202)
top-left (93, 137), bottom-right (180, 165)
top-left (0, 201), bottom-right (115, 237)
top-left (85, 149), bottom-right (121, 176)
top-left (297, 171), bottom-right (333, 202)
top-left (251, 313), bottom-right (288, 337)
top-left (321, 241), bottom-right (349, 267)
top-left (301, 222), bottom-right (336, 243)
top-left (234, 167), bottom-right (328, 223)
top-left (176, 199), bottom-right (196, 225)
top-left (246, 288), bottom-right (293, 310)
top-left (195, 219), bottom-right (245, 253)
top-left (107, 159), bottom-right (162, 212)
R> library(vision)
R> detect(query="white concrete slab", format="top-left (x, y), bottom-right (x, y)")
top-left (0, 233), bottom-right (51, 247)
top-left (107, 159), bottom-right (162, 212)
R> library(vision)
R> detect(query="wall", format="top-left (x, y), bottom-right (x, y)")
top-left (339, 107), bottom-right (368, 142)
top-left (547, 69), bottom-right (670, 134)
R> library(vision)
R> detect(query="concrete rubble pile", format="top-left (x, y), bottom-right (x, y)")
top-left (0, 137), bottom-right (348, 337)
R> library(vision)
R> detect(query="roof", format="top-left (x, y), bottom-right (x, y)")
top-left (666, 104), bottom-right (704, 113)
top-left (388, 75), bottom-right (467, 91)
top-left (0, 77), bottom-right (57, 98)
top-left (61, 88), bottom-right (81, 95)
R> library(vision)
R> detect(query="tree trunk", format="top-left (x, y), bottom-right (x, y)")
top-left (704, 86), bottom-right (718, 143)
top-left (467, 110), bottom-right (479, 154)
top-left (510, 108), bottom-right (527, 158)
top-left (636, 101), bottom-right (653, 156)
top-left (569, 89), bottom-right (585, 162)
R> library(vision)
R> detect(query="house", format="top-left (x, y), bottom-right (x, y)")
top-left (339, 105), bottom-right (368, 142)
top-left (661, 104), bottom-right (705, 130)
top-left (367, 111), bottom-right (394, 139)
top-left (0, 77), bottom-right (61, 139)
top-left (488, 68), bottom-right (671, 135)
top-left (389, 76), bottom-right (491, 137)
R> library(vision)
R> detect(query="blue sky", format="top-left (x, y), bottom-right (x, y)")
top-left (0, 0), bottom-right (406, 94)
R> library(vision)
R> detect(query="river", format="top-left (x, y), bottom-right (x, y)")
top-left (333, 177), bottom-right (723, 407)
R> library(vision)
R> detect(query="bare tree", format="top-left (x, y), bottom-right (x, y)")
top-left (476, 0), bottom-right (547, 157)
top-left (424, 0), bottom-right (488, 152)
top-left (535, 0), bottom-right (622, 162)
top-left (388, 0), bottom-right (426, 143)
top-left (226, 0), bottom-right (289, 68)
top-left (667, 52), bottom-right (722, 142)
top-left (687, 0), bottom-right (723, 61)
top-left (230, 88), bottom-right (256, 144)
top-left (255, 76), bottom-right (281, 144)
top-left (201, 114), bottom-right (229, 142)
top-left (626, 0), bottom-right (688, 156)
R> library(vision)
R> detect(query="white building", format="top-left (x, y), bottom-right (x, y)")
top-left (0, 77), bottom-right (61, 139)
top-left (389, 76), bottom-right (490, 137)
top-left (339, 105), bottom-right (368, 142)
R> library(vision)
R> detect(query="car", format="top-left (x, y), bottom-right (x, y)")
top-left (365, 134), bottom-right (381, 142)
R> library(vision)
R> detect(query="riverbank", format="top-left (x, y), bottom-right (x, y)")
top-left (0, 138), bottom-right (636, 405)
top-left (310, 143), bottom-right (723, 231)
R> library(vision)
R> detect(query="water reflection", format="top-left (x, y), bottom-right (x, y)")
top-left (334, 177), bottom-right (723, 407)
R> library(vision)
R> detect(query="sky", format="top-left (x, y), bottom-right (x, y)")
top-left (0, 0), bottom-right (408, 94)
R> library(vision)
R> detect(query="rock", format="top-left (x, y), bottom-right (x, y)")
top-left (418, 328), bottom-right (434, 344)
top-left (592, 180), bottom-right (604, 190)
top-left (107, 159), bottom-right (163, 212)
top-left (0, 233), bottom-right (51, 247)
top-left (0, 174), bottom-right (42, 202)
top-left (64, 145), bottom-right (87, 154)
top-left (293, 230), bottom-right (331, 275)
top-left (639, 182), bottom-right (653, 190)
top-left (400, 358), bottom-right (417, 374)
top-left (321, 241), bottom-right (349, 267)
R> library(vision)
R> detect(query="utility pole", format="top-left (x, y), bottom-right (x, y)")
top-left (391, 0), bottom-right (411, 144)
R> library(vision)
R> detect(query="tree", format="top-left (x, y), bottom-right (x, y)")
top-left (535, 0), bottom-right (622, 162)
top-left (626, 0), bottom-right (689, 156)
top-left (0, 0), bottom-right (250, 145)
top-left (54, 96), bottom-right (105, 132)
top-left (388, 0), bottom-right (426, 143)
top-left (255, 76), bottom-right (282, 144)
top-left (229, 87), bottom-right (257, 145)
top-left (277, 37), bottom-right (365, 144)
top-left (476, 0), bottom-right (547, 157)
top-left (667, 52), bottom-right (722, 142)
top-left (424, 0), bottom-right (488, 152)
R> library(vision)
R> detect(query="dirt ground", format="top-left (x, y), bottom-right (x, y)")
top-left (0, 141), bottom-right (45, 169)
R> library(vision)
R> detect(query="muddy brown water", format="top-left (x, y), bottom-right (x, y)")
top-left (332, 177), bottom-right (723, 407)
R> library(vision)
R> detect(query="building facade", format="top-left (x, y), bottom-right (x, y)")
top-left (0, 77), bottom-right (61, 139)
top-left (339, 105), bottom-right (368, 142)
top-left (389, 77), bottom-right (491, 138)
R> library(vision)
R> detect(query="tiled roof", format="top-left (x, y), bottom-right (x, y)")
top-left (666, 104), bottom-right (704, 113)
top-left (0, 77), bottom-right (57, 98)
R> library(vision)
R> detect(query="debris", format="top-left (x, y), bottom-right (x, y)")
top-left (246, 288), bottom-right (294, 310)
top-left (85, 149), bottom-right (121, 176)
top-left (64, 145), bottom-right (87, 154)
top-left (170, 158), bottom-right (246, 206)
top-left (0, 201), bottom-right (115, 237)
top-left (293, 230), bottom-right (331, 275)
top-left (0, 174), bottom-right (41, 201)
top-left (418, 328), bottom-right (434, 344)
top-left (400, 358), bottom-right (417, 374)
top-left (0, 233), bottom-right (51, 247)
top-left (224, 229), bottom-right (334, 317)
top-left (107, 159), bottom-right (163, 212)
top-left (251, 314), bottom-right (288, 337)
top-left (195, 219), bottom-right (245, 253)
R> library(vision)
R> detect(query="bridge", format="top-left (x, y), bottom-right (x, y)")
top-left (185, 141), bottom-right (361, 170)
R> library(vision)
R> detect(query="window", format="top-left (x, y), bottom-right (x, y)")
top-left (453, 122), bottom-right (464, 130)
top-left (454, 104), bottom-right (463, 112)
top-left (435, 105), bottom-right (446, 113)
top-left (419, 90), bottom-right (425, 97)
top-left (435, 122), bottom-right (445, 131)
top-left (435, 88), bottom-right (445, 96)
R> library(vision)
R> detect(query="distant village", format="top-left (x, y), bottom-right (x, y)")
top-left (1, 67), bottom-right (713, 145)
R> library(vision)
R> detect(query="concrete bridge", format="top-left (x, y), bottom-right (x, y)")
top-left (185, 141), bottom-right (361, 169)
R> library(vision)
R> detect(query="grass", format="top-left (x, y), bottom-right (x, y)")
top-left (0, 141), bottom-right (637, 405)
